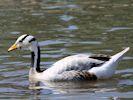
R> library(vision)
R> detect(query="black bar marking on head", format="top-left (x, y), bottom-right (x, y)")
top-left (29, 38), bottom-right (36, 43)
top-left (19, 34), bottom-right (29, 42)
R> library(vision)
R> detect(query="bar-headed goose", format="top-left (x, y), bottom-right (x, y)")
top-left (8, 34), bottom-right (130, 81)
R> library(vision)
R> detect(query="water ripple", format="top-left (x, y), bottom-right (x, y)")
top-left (107, 27), bottom-right (133, 32)
top-left (59, 15), bottom-right (74, 22)
top-left (58, 25), bottom-right (78, 32)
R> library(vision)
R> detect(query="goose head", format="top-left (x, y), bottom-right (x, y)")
top-left (8, 34), bottom-right (38, 52)
top-left (8, 34), bottom-right (42, 72)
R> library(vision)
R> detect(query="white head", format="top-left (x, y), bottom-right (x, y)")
top-left (8, 34), bottom-right (42, 72)
top-left (8, 34), bottom-right (38, 52)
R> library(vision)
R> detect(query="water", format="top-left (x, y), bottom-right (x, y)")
top-left (0, 0), bottom-right (133, 99)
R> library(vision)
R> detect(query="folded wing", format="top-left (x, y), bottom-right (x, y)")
top-left (46, 54), bottom-right (110, 75)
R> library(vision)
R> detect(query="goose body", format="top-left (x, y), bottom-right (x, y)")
top-left (8, 34), bottom-right (130, 81)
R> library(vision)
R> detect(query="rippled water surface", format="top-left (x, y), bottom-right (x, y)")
top-left (0, 0), bottom-right (133, 100)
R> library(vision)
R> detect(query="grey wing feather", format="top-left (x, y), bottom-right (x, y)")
top-left (51, 54), bottom-right (110, 74)
top-left (59, 70), bottom-right (97, 81)
top-left (56, 54), bottom-right (111, 81)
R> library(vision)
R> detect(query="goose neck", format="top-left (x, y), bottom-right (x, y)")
top-left (30, 44), bottom-right (41, 72)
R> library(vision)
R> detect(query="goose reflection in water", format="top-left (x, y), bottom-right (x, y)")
top-left (29, 78), bottom-right (118, 94)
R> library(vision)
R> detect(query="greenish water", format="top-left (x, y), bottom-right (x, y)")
top-left (0, 0), bottom-right (133, 100)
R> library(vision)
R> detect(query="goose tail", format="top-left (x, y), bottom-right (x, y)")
top-left (89, 47), bottom-right (130, 79)
top-left (103, 47), bottom-right (130, 69)
top-left (111, 47), bottom-right (130, 62)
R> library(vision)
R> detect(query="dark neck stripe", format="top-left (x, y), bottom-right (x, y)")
top-left (36, 46), bottom-right (41, 72)
top-left (31, 52), bottom-right (35, 68)
top-left (31, 46), bottom-right (43, 72)
top-left (20, 34), bottom-right (29, 42)
top-left (29, 38), bottom-right (36, 43)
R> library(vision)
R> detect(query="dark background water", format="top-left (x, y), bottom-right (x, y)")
top-left (0, 0), bottom-right (133, 99)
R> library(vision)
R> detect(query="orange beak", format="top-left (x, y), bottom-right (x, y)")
top-left (8, 43), bottom-right (17, 52)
